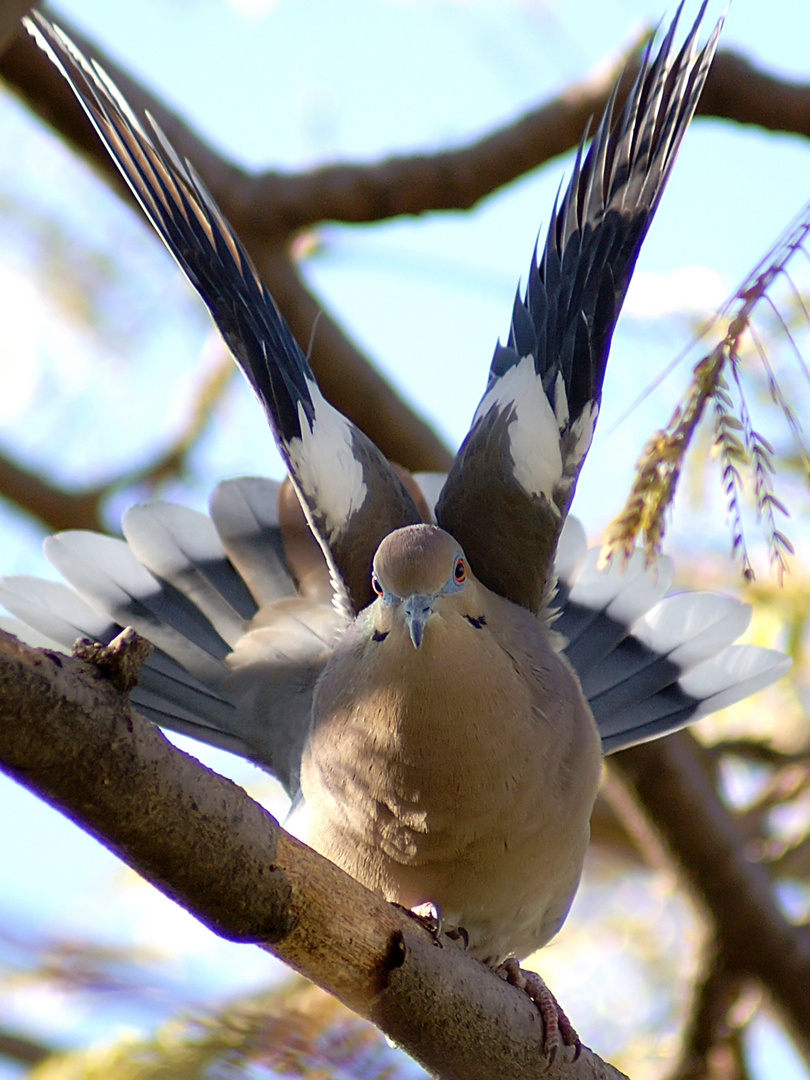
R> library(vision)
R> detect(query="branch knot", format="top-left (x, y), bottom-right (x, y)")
top-left (72, 627), bottom-right (152, 693)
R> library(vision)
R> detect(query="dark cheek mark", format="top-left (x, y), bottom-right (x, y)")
top-left (372, 629), bottom-right (389, 642)
top-left (463, 614), bottom-right (487, 629)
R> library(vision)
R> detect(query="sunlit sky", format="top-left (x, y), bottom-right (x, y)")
top-left (0, 1), bottom-right (808, 1076)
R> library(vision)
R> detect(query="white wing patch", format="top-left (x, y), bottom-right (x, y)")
top-left (471, 356), bottom-right (571, 501)
top-left (553, 371), bottom-right (569, 427)
top-left (286, 378), bottom-right (367, 542)
top-left (565, 402), bottom-right (599, 474)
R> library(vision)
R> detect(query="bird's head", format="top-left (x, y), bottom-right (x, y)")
top-left (371, 525), bottom-right (472, 649)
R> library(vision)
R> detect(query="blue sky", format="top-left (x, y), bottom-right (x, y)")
top-left (0, 1), bottom-right (808, 1075)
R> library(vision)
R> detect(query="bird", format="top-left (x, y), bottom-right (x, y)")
top-left (3, 4), bottom-right (790, 1044)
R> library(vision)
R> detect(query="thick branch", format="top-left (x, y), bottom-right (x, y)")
top-left (253, 247), bottom-right (453, 471)
top-left (668, 944), bottom-right (748, 1080)
top-left (697, 50), bottom-right (810, 137)
top-left (0, 1029), bottom-right (51, 1068)
top-left (0, 0), bottom-right (33, 54)
top-left (250, 51), bottom-right (810, 230)
top-left (614, 734), bottom-right (810, 1057)
top-left (0, 629), bottom-right (628, 1080)
top-left (0, 343), bottom-right (231, 534)
top-left (1, 24), bottom-right (629, 234)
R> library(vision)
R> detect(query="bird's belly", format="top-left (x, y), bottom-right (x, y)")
top-left (296, 618), bottom-right (601, 961)
top-left (298, 733), bottom-right (592, 962)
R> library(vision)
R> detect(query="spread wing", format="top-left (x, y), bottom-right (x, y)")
top-left (436, 3), bottom-right (722, 613)
top-left (26, 13), bottom-right (421, 614)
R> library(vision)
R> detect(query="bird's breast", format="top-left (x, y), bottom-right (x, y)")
top-left (307, 611), bottom-right (543, 816)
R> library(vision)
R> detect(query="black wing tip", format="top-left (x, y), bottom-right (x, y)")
top-left (26, 11), bottom-right (322, 468)
top-left (497, 2), bottom-right (722, 412)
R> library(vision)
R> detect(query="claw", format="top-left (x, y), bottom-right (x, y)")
top-left (497, 958), bottom-right (581, 1065)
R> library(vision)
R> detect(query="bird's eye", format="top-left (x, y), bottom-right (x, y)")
top-left (454, 558), bottom-right (466, 584)
top-left (371, 573), bottom-right (383, 596)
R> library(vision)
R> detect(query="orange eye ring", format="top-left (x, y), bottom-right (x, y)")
top-left (454, 558), bottom-right (466, 584)
top-left (371, 573), bottom-right (384, 596)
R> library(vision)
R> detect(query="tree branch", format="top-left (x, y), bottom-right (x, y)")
top-left (697, 50), bottom-right (810, 137)
top-left (0, 341), bottom-right (234, 534)
top-left (0, 628), bottom-right (629, 1080)
top-left (249, 50), bottom-right (810, 230)
top-left (668, 944), bottom-right (748, 1080)
top-left (0, 0), bottom-right (33, 54)
top-left (0, 1029), bottom-right (51, 1068)
top-left (613, 735), bottom-right (810, 1058)
top-left (0, 451), bottom-right (104, 531)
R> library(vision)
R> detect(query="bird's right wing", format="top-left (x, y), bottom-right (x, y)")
top-left (26, 14), bottom-right (421, 614)
top-left (0, 478), bottom-right (344, 793)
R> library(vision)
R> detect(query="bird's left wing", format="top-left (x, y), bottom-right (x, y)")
top-left (436, 3), bottom-right (722, 613)
top-left (552, 526), bottom-right (791, 752)
top-left (26, 13), bottom-right (421, 614)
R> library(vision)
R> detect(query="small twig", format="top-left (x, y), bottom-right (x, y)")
top-left (114, 336), bottom-right (236, 492)
top-left (705, 740), bottom-right (810, 769)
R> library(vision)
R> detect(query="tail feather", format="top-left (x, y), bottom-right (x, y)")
top-left (0, 481), bottom-right (343, 792)
top-left (596, 644), bottom-right (791, 752)
top-left (687, 644), bottom-right (792, 715)
top-left (0, 575), bottom-right (117, 649)
top-left (129, 685), bottom-right (246, 758)
top-left (209, 477), bottom-right (296, 608)
top-left (43, 531), bottom-right (231, 682)
top-left (0, 574), bottom-right (241, 738)
top-left (556, 544), bottom-right (789, 753)
top-left (633, 592), bottom-right (752, 668)
top-left (122, 502), bottom-right (256, 644)
top-left (552, 514), bottom-right (589, 587)
top-left (557, 548), bottom-right (674, 669)
top-left (0, 493), bottom-right (788, 769)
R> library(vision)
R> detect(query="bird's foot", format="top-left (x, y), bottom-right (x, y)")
top-left (410, 901), bottom-right (441, 936)
top-left (395, 903), bottom-right (470, 950)
top-left (497, 957), bottom-right (581, 1065)
top-left (391, 902), bottom-right (444, 946)
top-left (444, 924), bottom-right (470, 948)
